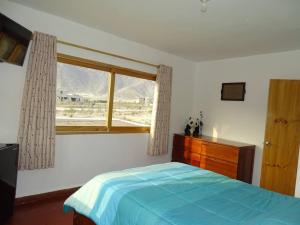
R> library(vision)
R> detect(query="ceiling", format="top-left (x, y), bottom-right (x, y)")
top-left (9, 0), bottom-right (300, 61)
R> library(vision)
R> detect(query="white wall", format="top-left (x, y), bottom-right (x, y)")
top-left (192, 50), bottom-right (300, 196)
top-left (0, 1), bottom-right (196, 197)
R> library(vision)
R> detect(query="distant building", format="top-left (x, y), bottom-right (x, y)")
top-left (138, 97), bottom-right (145, 104)
top-left (137, 97), bottom-right (153, 105)
top-left (57, 91), bottom-right (83, 102)
top-left (145, 97), bottom-right (153, 105)
top-left (69, 94), bottom-right (82, 102)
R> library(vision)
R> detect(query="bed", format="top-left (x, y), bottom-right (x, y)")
top-left (64, 162), bottom-right (300, 225)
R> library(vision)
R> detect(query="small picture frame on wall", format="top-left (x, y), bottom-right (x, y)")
top-left (221, 82), bottom-right (246, 101)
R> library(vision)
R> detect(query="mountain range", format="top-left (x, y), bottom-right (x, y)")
top-left (57, 62), bottom-right (155, 101)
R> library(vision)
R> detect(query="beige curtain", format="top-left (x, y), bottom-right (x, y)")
top-left (18, 32), bottom-right (57, 170)
top-left (148, 65), bottom-right (172, 156)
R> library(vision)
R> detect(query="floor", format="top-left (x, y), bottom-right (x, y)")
top-left (6, 198), bottom-right (73, 225)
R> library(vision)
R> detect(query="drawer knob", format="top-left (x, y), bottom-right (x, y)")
top-left (264, 141), bottom-right (271, 146)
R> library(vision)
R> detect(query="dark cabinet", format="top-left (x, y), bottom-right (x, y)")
top-left (0, 144), bottom-right (19, 224)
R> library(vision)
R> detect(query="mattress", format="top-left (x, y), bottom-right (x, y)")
top-left (64, 162), bottom-right (300, 225)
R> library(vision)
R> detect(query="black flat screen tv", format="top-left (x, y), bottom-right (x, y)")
top-left (0, 13), bottom-right (32, 66)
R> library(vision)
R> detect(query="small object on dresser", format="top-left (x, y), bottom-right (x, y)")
top-left (184, 117), bottom-right (195, 136)
top-left (193, 118), bottom-right (200, 136)
top-left (193, 111), bottom-right (204, 136)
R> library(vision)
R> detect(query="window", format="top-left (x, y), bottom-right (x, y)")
top-left (112, 74), bottom-right (155, 127)
top-left (56, 63), bottom-right (109, 127)
top-left (56, 54), bottom-right (156, 134)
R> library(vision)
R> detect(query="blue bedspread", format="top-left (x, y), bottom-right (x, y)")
top-left (64, 162), bottom-right (300, 225)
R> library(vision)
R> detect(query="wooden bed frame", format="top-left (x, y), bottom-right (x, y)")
top-left (73, 212), bottom-right (96, 225)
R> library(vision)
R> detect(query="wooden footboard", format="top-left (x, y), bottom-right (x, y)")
top-left (73, 212), bottom-right (96, 225)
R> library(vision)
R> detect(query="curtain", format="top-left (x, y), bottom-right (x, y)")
top-left (148, 65), bottom-right (172, 156)
top-left (17, 32), bottom-right (57, 170)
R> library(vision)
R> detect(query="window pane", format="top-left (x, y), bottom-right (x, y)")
top-left (56, 62), bottom-right (109, 126)
top-left (112, 74), bottom-right (155, 127)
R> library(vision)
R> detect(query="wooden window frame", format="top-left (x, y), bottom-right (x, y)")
top-left (56, 53), bottom-right (156, 135)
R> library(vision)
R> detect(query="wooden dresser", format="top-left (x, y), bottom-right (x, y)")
top-left (172, 134), bottom-right (255, 183)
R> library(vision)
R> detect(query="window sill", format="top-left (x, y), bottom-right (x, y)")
top-left (56, 126), bottom-right (150, 135)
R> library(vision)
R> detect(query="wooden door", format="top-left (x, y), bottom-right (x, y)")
top-left (260, 79), bottom-right (300, 195)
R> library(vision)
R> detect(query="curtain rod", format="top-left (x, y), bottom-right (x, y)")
top-left (30, 36), bottom-right (159, 68)
top-left (56, 40), bottom-right (159, 68)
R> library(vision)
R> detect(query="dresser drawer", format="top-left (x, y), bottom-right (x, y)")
top-left (172, 144), bottom-right (189, 152)
top-left (173, 134), bottom-right (190, 148)
top-left (189, 139), bottom-right (202, 154)
top-left (201, 142), bottom-right (238, 163)
top-left (172, 150), bottom-right (201, 166)
top-left (172, 150), bottom-right (190, 163)
top-left (173, 135), bottom-right (202, 153)
top-left (190, 153), bottom-right (201, 167)
top-left (200, 155), bottom-right (237, 179)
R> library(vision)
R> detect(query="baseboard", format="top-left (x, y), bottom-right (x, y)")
top-left (15, 186), bottom-right (80, 206)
